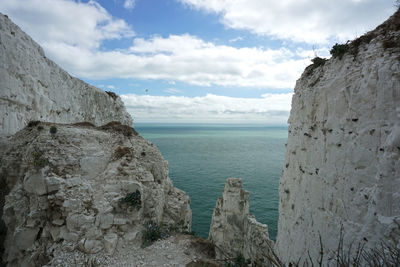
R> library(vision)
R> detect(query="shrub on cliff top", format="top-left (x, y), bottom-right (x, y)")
top-left (311, 57), bottom-right (327, 68)
top-left (304, 57), bottom-right (328, 77)
top-left (330, 43), bottom-right (349, 59)
top-left (105, 91), bottom-right (118, 100)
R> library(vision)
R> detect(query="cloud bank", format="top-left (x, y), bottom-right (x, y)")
top-left (179, 0), bottom-right (395, 44)
top-left (121, 93), bottom-right (293, 124)
top-left (0, 0), bottom-right (317, 89)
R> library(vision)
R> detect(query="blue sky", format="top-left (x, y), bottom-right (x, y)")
top-left (0, 0), bottom-right (396, 124)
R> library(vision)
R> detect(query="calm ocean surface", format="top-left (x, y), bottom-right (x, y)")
top-left (135, 123), bottom-right (288, 240)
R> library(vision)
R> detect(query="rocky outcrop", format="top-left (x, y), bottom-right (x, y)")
top-left (0, 13), bottom-right (132, 137)
top-left (275, 10), bottom-right (400, 264)
top-left (209, 178), bottom-right (273, 265)
top-left (0, 122), bottom-right (191, 266)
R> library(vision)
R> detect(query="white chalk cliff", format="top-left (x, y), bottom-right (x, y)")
top-left (0, 13), bottom-right (193, 267)
top-left (0, 122), bottom-right (191, 266)
top-left (275, 10), bottom-right (400, 263)
top-left (1, 6), bottom-right (400, 267)
top-left (208, 9), bottom-right (400, 266)
top-left (0, 13), bottom-right (132, 137)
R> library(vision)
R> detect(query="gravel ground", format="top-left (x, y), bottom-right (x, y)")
top-left (48, 234), bottom-right (217, 267)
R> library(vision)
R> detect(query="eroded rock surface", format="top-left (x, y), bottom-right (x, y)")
top-left (0, 122), bottom-right (191, 266)
top-left (275, 10), bottom-right (400, 264)
top-left (50, 234), bottom-right (217, 267)
top-left (0, 13), bottom-right (132, 137)
top-left (209, 178), bottom-right (273, 266)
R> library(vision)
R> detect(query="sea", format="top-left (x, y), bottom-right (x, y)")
top-left (135, 123), bottom-right (288, 240)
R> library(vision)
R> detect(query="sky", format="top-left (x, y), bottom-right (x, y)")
top-left (0, 0), bottom-right (396, 124)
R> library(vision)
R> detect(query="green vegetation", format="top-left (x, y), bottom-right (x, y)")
top-left (99, 121), bottom-right (138, 137)
top-left (49, 126), bottom-right (57, 134)
top-left (120, 190), bottom-right (141, 209)
top-left (142, 221), bottom-right (163, 247)
top-left (311, 57), bottom-right (327, 68)
top-left (33, 151), bottom-right (48, 168)
top-left (265, 229), bottom-right (400, 267)
top-left (27, 121), bottom-right (40, 127)
top-left (330, 43), bottom-right (349, 59)
top-left (305, 56), bottom-right (328, 76)
top-left (105, 91), bottom-right (118, 100)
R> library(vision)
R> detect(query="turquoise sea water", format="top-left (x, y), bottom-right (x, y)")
top-left (135, 123), bottom-right (287, 240)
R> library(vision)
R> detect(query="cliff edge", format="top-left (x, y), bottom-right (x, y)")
top-left (275, 9), bottom-right (400, 263)
top-left (0, 13), bottom-right (132, 137)
top-left (0, 13), bottom-right (197, 267)
top-left (0, 122), bottom-right (192, 266)
top-left (208, 9), bottom-right (400, 266)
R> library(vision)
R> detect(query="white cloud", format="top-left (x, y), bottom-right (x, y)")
top-left (107, 85), bottom-right (116, 89)
top-left (164, 88), bottom-right (182, 94)
top-left (121, 93), bottom-right (293, 124)
top-left (42, 34), bottom-right (312, 89)
top-left (0, 0), bottom-right (134, 49)
top-left (179, 0), bottom-right (395, 44)
top-left (229, 36), bottom-right (244, 43)
top-left (295, 46), bottom-right (330, 59)
top-left (0, 0), bottom-right (315, 89)
top-left (123, 0), bottom-right (135, 10)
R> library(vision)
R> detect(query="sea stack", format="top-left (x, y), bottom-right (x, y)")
top-left (209, 178), bottom-right (274, 265)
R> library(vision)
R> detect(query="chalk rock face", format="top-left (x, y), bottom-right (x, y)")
top-left (0, 13), bottom-right (132, 137)
top-left (275, 11), bottom-right (400, 264)
top-left (209, 178), bottom-right (273, 265)
top-left (0, 123), bottom-right (191, 266)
